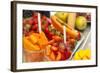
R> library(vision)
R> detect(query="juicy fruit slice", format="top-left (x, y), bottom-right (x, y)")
top-left (46, 45), bottom-right (52, 56)
top-left (78, 49), bottom-right (85, 58)
top-left (73, 48), bottom-right (91, 60)
top-left (84, 48), bottom-right (91, 59)
top-left (66, 51), bottom-right (72, 59)
top-left (73, 52), bottom-right (80, 60)
top-left (38, 32), bottom-right (48, 46)
top-left (23, 37), bottom-right (40, 51)
top-left (49, 52), bottom-right (56, 61)
top-left (56, 52), bottom-right (62, 61)
top-left (51, 46), bottom-right (58, 52)
top-left (29, 34), bottom-right (38, 44)
top-left (75, 16), bottom-right (87, 31)
top-left (82, 56), bottom-right (88, 60)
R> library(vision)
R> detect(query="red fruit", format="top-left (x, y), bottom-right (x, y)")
top-left (65, 50), bottom-right (72, 59)
top-left (77, 32), bottom-right (81, 40)
top-left (47, 18), bottom-right (51, 24)
top-left (28, 18), bottom-right (33, 25)
top-left (33, 19), bottom-right (38, 24)
top-left (59, 42), bottom-right (65, 50)
top-left (44, 28), bottom-right (49, 33)
top-left (47, 32), bottom-right (53, 40)
top-left (52, 43), bottom-right (58, 47)
top-left (32, 24), bottom-right (38, 30)
top-left (23, 19), bottom-right (29, 25)
top-left (33, 12), bottom-right (38, 19)
top-left (42, 15), bottom-right (47, 20)
top-left (34, 15), bottom-right (38, 19)
top-left (51, 46), bottom-right (58, 52)
top-left (56, 51), bottom-right (62, 61)
top-left (60, 51), bottom-right (66, 60)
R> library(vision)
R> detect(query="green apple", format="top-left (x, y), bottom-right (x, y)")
top-left (55, 12), bottom-right (68, 22)
top-left (75, 16), bottom-right (87, 31)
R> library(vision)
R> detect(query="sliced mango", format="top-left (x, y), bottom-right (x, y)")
top-left (82, 56), bottom-right (88, 60)
top-left (23, 37), bottom-right (40, 51)
top-left (29, 34), bottom-right (38, 44)
top-left (73, 52), bottom-right (80, 60)
top-left (78, 49), bottom-right (85, 58)
top-left (38, 32), bottom-right (48, 46)
top-left (84, 48), bottom-right (91, 59)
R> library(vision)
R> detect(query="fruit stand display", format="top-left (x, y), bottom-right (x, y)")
top-left (23, 10), bottom-right (91, 62)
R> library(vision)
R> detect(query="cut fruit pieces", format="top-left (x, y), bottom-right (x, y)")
top-left (56, 52), bottom-right (62, 61)
top-left (23, 37), bottom-right (40, 51)
top-left (49, 52), bottom-right (56, 61)
top-left (46, 45), bottom-right (52, 56)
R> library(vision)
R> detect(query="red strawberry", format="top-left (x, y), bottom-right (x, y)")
top-left (28, 18), bottom-right (33, 25)
top-left (65, 50), bottom-right (72, 60)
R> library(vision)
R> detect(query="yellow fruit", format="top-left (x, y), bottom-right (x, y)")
top-left (75, 16), bottom-right (87, 31)
top-left (46, 45), bottom-right (52, 56)
top-left (78, 49), bottom-right (85, 58)
top-left (73, 48), bottom-right (91, 60)
top-left (29, 34), bottom-right (38, 44)
top-left (73, 52), bottom-right (80, 60)
top-left (84, 48), bottom-right (91, 59)
top-left (82, 56), bottom-right (88, 60)
top-left (23, 37), bottom-right (40, 51)
top-left (38, 32), bottom-right (48, 46)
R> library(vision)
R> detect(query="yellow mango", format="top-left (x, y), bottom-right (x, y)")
top-left (84, 48), bottom-right (91, 59)
top-left (29, 34), bottom-right (38, 44)
top-left (23, 37), bottom-right (40, 51)
top-left (38, 32), bottom-right (48, 46)
top-left (78, 49), bottom-right (85, 58)
top-left (73, 52), bottom-right (80, 60)
top-left (82, 56), bottom-right (88, 60)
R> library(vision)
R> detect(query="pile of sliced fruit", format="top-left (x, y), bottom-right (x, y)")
top-left (23, 11), bottom-right (91, 62)
top-left (73, 48), bottom-right (91, 60)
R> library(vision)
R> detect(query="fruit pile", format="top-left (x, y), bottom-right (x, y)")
top-left (23, 10), bottom-right (91, 62)
top-left (45, 36), bottom-right (72, 61)
top-left (73, 48), bottom-right (91, 60)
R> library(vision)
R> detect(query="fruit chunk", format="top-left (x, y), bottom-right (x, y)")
top-left (65, 50), bottom-right (72, 59)
top-left (73, 48), bottom-right (91, 60)
top-left (56, 52), bottom-right (62, 61)
top-left (84, 48), bottom-right (91, 59)
top-left (49, 52), bottom-right (56, 61)
top-left (46, 45), bottom-right (52, 56)
top-left (82, 56), bottom-right (88, 60)
top-left (75, 16), bottom-right (87, 31)
top-left (38, 32), bottom-right (48, 46)
top-left (29, 34), bottom-right (38, 44)
top-left (51, 46), bottom-right (58, 52)
top-left (23, 37), bottom-right (40, 51)
top-left (73, 52), bottom-right (80, 60)
top-left (52, 35), bottom-right (62, 42)
top-left (78, 49), bottom-right (85, 58)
